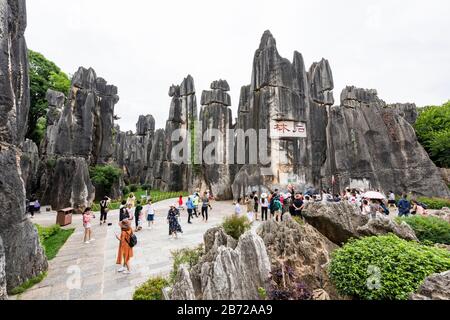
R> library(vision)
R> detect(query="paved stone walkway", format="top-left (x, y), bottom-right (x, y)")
top-left (18, 198), bottom-right (237, 300)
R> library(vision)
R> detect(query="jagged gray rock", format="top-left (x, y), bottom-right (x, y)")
top-left (232, 30), bottom-right (330, 198)
top-left (410, 271), bottom-right (450, 300)
top-left (302, 202), bottom-right (418, 245)
top-left (39, 156), bottom-right (95, 210)
top-left (0, 0), bottom-right (47, 297)
top-left (257, 214), bottom-right (340, 298)
top-left (0, 237), bottom-right (6, 300)
top-left (20, 139), bottom-right (40, 197)
top-left (171, 228), bottom-right (270, 300)
top-left (324, 86), bottom-right (450, 198)
top-left (199, 80), bottom-right (233, 199)
top-left (387, 103), bottom-right (418, 125)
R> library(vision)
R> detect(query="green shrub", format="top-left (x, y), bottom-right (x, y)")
top-left (133, 276), bottom-right (169, 300)
top-left (141, 184), bottom-right (151, 191)
top-left (397, 215), bottom-right (450, 245)
top-left (89, 165), bottom-right (122, 193)
top-left (329, 234), bottom-right (450, 300)
top-left (122, 186), bottom-right (130, 196)
top-left (10, 272), bottom-right (48, 296)
top-left (169, 245), bottom-right (204, 284)
top-left (222, 215), bottom-right (252, 240)
top-left (417, 197), bottom-right (450, 210)
top-left (129, 184), bottom-right (138, 192)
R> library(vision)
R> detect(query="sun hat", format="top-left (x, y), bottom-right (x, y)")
top-left (261, 193), bottom-right (268, 199)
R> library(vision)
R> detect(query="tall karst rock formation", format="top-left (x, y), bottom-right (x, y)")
top-left (232, 31), bottom-right (332, 198)
top-left (0, 0), bottom-right (47, 299)
top-left (199, 80), bottom-right (234, 199)
top-left (39, 67), bottom-right (120, 209)
top-left (231, 30), bottom-right (449, 199)
top-left (323, 86), bottom-right (449, 197)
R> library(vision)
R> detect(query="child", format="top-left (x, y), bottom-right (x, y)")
top-left (144, 199), bottom-right (155, 229)
top-left (83, 208), bottom-right (95, 244)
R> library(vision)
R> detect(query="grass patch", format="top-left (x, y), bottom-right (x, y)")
top-left (36, 224), bottom-right (75, 260)
top-left (10, 272), bottom-right (47, 295)
top-left (416, 197), bottom-right (450, 210)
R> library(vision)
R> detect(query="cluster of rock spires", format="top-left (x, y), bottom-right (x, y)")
top-left (109, 30), bottom-right (449, 201)
top-left (0, 0), bottom-right (47, 299)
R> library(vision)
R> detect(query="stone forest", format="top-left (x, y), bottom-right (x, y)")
top-left (1, 0), bottom-right (450, 302)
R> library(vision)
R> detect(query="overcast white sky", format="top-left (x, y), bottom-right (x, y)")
top-left (26, 0), bottom-right (450, 132)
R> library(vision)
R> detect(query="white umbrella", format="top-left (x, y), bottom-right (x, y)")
top-left (362, 191), bottom-right (386, 200)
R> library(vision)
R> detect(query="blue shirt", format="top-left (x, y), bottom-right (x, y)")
top-left (398, 199), bottom-right (411, 215)
top-left (186, 199), bottom-right (195, 210)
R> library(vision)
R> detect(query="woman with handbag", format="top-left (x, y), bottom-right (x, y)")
top-left (116, 220), bottom-right (134, 274)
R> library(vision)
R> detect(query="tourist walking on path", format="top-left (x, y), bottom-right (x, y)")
top-left (126, 193), bottom-right (136, 208)
top-left (178, 195), bottom-right (184, 211)
top-left (235, 198), bottom-right (242, 216)
top-left (245, 196), bottom-right (254, 222)
top-left (253, 192), bottom-right (259, 221)
top-left (83, 208), bottom-right (95, 244)
top-left (201, 192), bottom-right (212, 223)
top-left (398, 194), bottom-right (411, 217)
top-left (388, 191), bottom-right (397, 209)
top-left (186, 197), bottom-right (194, 224)
top-left (260, 193), bottom-right (269, 221)
top-left (272, 196), bottom-right (283, 222)
top-left (116, 220), bottom-right (134, 274)
top-left (167, 204), bottom-right (183, 239)
top-left (192, 193), bottom-right (199, 217)
top-left (144, 199), bottom-right (155, 229)
top-left (99, 196), bottom-right (111, 225)
top-left (134, 200), bottom-right (143, 231)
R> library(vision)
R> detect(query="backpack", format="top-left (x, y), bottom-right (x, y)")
top-left (127, 233), bottom-right (137, 248)
top-left (380, 203), bottom-right (390, 215)
top-left (418, 202), bottom-right (428, 209)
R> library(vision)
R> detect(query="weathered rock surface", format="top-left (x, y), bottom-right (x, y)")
top-left (232, 31), bottom-right (330, 198)
top-left (257, 214), bottom-right (340, 298)
top-left (43, 67), bottom-right (119, 165)
top-left (0, 237), bottom-right (6, 300)
top-left (387, 103), bottom-right (418, 125)
top-left (410, 271), bottom-right (450, 300)
top-left (171, 228), bottom-right (270, 300)
top-left (428, 207), bottom-right (450, 224)
top-left (199, 80), bottom-right (234, 199)
top-left (324, 86), bottom-right (450, 198)
top-left (20, 139), bottom-right (40, 197)
top-left (39, 156), bottom-right (95, 210)
top-left (0, 0), bottom-right (47, 297)
top-left (302, 202), bottom-right (418, 245)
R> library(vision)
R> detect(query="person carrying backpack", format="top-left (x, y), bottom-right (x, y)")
top-left (272, 197), bottom-right (282, 222)
top-left (116, 220), bottom-right (135, 274)
top-left (99, 196), bottom-right (111, 225)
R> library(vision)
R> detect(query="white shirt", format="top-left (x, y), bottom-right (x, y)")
top-left (144, 204), bottom-right (154, 215)
top-left (235, 203), bottom-right (242, 215)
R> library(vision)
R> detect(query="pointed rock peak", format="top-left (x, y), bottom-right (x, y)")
top-left (72, 66), bottom-right (98, 89)
top-left (180, 75), bottom-right (196, 96)
top-left (259, 30), bottom-right (277, 49)
top-left (210, 79), bottom-right (230, 92)
top-left (168, 85), bottom-right (180, 98)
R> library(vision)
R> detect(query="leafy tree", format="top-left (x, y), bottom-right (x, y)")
top-left (415, 101), bottom-right (450, 168)
top-left (89, 165), bottom-right (122, 194)
top-left (28, 50), bottom-right (71, 145)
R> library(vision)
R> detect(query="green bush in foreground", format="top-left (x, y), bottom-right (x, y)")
top-left (417, 197), bottom-right (450, 210)
top-left (329, 234), bottom-right (450, 300)
top-left (133, 276), bottom-right (169, 300)
top-left (397, 215), bottom-right (450, 245)
top-left (222, 215), bottom-right (252, 240)
top-left (169, 245), bottom-right (204, 284)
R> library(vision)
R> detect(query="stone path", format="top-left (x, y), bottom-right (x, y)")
top-left (17, 198), bottom-right (237, 300)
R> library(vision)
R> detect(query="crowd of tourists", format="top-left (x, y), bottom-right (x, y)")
top-left (76, 185), bottom-right (429, 275)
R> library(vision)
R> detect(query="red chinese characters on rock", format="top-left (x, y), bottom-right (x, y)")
top-left (272, 121), bottom-right (306, 137)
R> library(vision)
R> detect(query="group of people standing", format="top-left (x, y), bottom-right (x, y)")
top-left (234, 187), bottom-right (307, 223)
